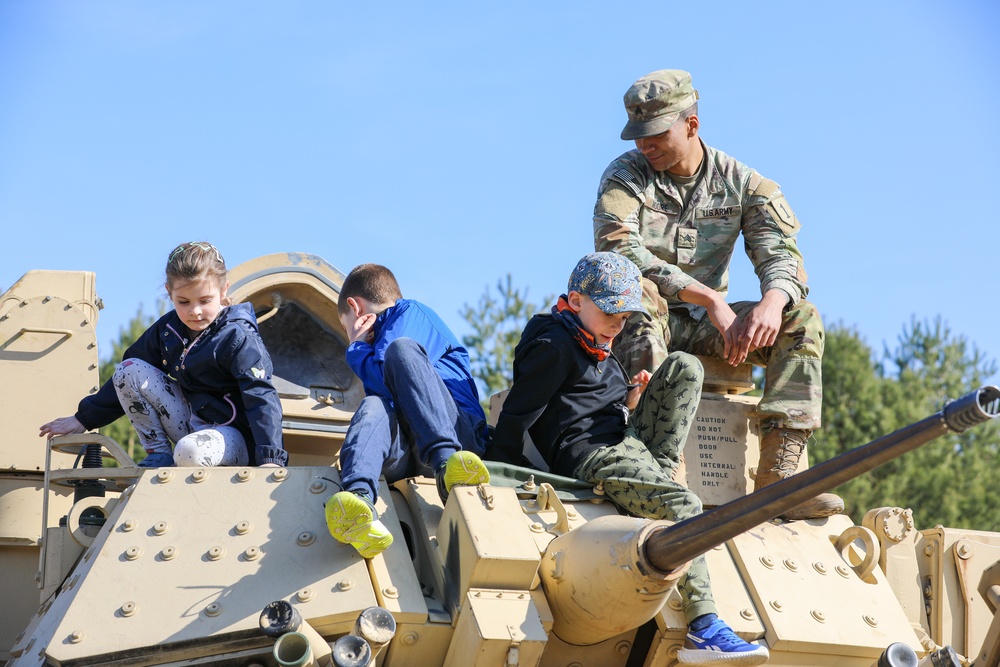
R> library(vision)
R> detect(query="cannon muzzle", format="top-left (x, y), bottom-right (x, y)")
top-left (644, 385), bottom-right (1000, 573)
top-left (538, 385), bottom-right (998, 646)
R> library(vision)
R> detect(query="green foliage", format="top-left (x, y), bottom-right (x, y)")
top-left (98, 302), bottom-right (164, 466)
top-left (812, 317), bottom-right (999, 531)
top-left (459, 274), bottom-right (552, 407)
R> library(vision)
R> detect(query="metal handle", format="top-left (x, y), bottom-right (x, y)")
top-left (18, 327), bottom-right (74, 337)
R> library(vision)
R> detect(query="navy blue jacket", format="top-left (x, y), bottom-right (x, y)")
top-left (76, 303), bottom-right (287, 466)
top-left (488, 313), bottom-right (629, 477)
top-left (346, 299), bottom-right (487, 440)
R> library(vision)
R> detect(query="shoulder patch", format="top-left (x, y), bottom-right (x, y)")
top-left (611, 168), bottom-right (643, 197)
top-left (596, 182), bottom-right (642, 221)
top-left (748, 175), bottom-right (781, 199)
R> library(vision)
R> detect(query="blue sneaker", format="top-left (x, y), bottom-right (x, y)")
top-left (677, 616), bottom-right (769, 666)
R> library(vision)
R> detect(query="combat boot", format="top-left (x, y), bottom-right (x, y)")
top-left (754, 428), bottom-right (844, 521)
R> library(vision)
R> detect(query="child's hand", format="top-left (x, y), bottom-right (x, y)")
top-left (348, 313), bottom-right (377, 344)
top-left (625, 370), bottom-right (652, 411)
top-left (39, 416), bottom-right (85, 439)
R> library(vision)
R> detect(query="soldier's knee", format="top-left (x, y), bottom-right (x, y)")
top-left (780, 300), bottom-right (824, 356)
top-left (785, 300), bottom-right (823, 330)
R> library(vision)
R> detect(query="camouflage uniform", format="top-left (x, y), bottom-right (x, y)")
top-left (593, 144), bottom-right (824, 430)
top-left (574, 351), bottom-right (716, 623)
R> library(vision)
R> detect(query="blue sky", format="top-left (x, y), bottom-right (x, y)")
top-left (2, 1), bottom-right (998, 384)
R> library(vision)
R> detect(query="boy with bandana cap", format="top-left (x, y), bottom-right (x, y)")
top-left (489, 252), bottom-right (769, 666)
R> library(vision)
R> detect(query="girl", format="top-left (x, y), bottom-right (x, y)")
top-left (39, 242), bottom-right (287, 468)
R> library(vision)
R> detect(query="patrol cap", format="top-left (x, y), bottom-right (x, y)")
top-left (620, 69), bottom-right (699, 141)
top-left (567, 252), bottom-right (651, 320)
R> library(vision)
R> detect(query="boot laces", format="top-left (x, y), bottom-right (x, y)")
top-left (769, 429), bottom-right (809, 476)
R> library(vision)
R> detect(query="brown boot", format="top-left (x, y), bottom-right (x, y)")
top-left (754, 428), bottom-right (844, 520)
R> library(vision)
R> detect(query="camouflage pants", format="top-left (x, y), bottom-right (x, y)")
top-left (614, 279), bottom-right (824, 431)
top-left (573, 352), bottom-right (716, 624)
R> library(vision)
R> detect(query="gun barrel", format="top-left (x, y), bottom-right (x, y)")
top-left (645, 385), bottom-right (1000, 574)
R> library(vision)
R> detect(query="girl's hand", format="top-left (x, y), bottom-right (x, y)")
top-left (39, 416), bottom-right (86, 439)
top-left (625, 370), bottom-right (652, 411)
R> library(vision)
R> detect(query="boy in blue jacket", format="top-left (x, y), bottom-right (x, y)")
top-left (326, 263), bottom-right (490, 558)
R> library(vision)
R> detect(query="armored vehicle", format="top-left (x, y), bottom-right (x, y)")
top-left (2, 253), bottom-right (999, 667)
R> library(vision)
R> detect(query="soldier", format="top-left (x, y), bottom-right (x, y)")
top-left (593, 69), bottom-right (841, 520)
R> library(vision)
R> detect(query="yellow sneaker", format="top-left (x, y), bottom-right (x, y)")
top-left (324, 491), bottom-right (393, 558)
top-left (436, 450), bottom-right (490, 502)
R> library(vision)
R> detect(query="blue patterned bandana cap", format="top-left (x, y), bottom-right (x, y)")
top-left (567, 252), bottom-right (651, 320)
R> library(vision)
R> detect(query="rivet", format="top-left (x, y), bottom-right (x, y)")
top-left (812, 562), bottom-right (828, 575)
top-left (526, 499), bottom-right (537, 508)
top-left (205, 603), bottom-right (223, 617)
top-left (863, 614), bottom-right (879, 627)
top-left (297, 588), bottom-right (315, 602)
top-left (567, 510), bottom-right (578, 519)
top-left (760, 556), bottom-right (775, 569)
top-left (297, 531), bottom-right (316, 546)
top-left (191, 469), bottom-right (208, 483)
top-left (235, 521), bottom-right (253, 535)
top-left (152, 521), bottom-right (169, 536)
top-left (615, 641), bottom-right (631, 655)
top-left (155, 470), bottom-right (173, 483)
top-left (811, 609), bottom-right (826, 622)
top-left (836, 565), bottom-right (851, 578)
top-left (43, 296), bottom-right (52, 302)
top-left (207, 546), bottom-right (225, 561)
top-left (529, 523), bottom-right (544, 533)
top-left (88, 342), bottom-right (96, 349)
top-left (69, 630), bottom-right (85, 643)
top-left (160, 546), bottom-right (177, 561)
top-left (957, 543), bottom-right (973, 559)
top-left (769, 600), bottom-right (783, 612)
top-left (569, 662), bottom-right (583, 667)
top-left (120, 601), bottom-right (138, 617)
top-left (121, 519), bottom-right (137, 532)
top-left (924, 544), bottom-right (935, 557)
top-left (740, 608), bottom-right (756, 621)
top-left (309, 480), bottom-right (328, 494)
top-left (236, 468), bottom-right (253, 482)
top-left (400, 632), bottom-right (418, 646)
top-left (124, 546), bottom-right (142, 561)
top-left (383, 586), bottom-right (399, 599)
top-left (338, 578), bottom-right (354, 591)
top-left (783, 558), bottom-right (799, 572)
top-left (272, 468), bottom-right (288, 481)
top-left (668, 597), bottom-right (683, 611)
top-left (89, 363), bottom-right (97, 370)
top-left (244, 546), bottom-right (261, 560)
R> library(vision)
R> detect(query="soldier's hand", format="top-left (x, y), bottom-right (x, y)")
top-left (705, 301), bottom-right (740, 363)
top-left (737, 290), bottom-right (788, 364)
top-left (39, 416), bottom-right (85, 439)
